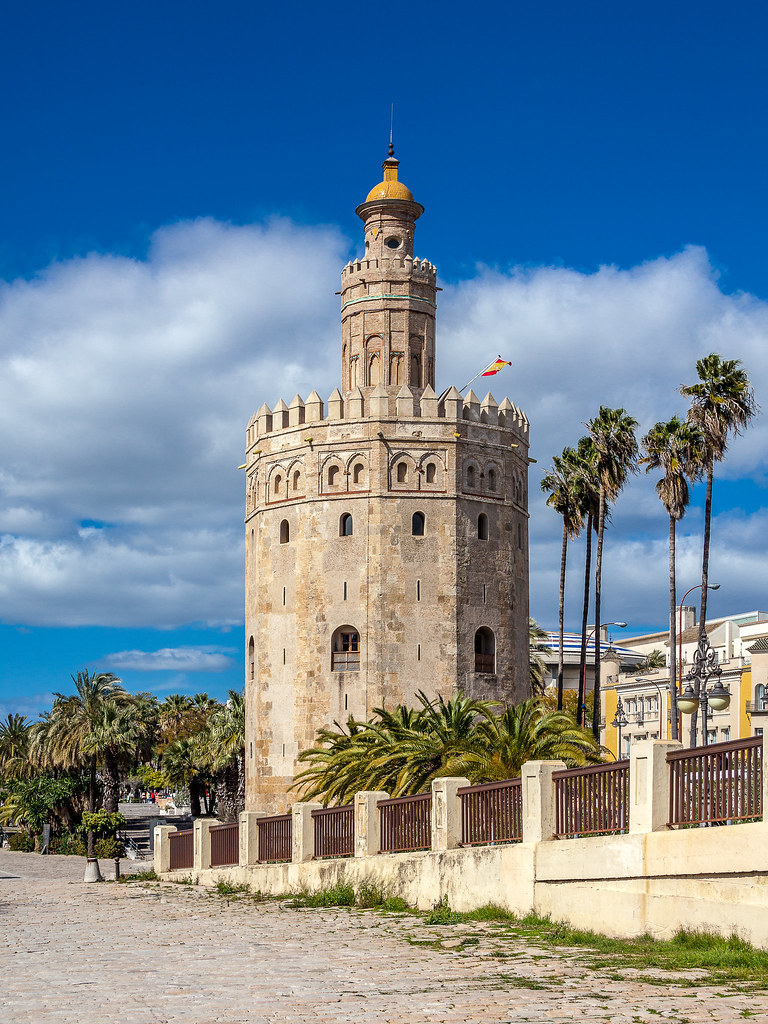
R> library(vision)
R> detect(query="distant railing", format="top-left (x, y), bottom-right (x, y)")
top-left (458, 779), bottom-right (522, 846)
top-left (554, 760), bottom-right (630, 838)
top-left (258, 814), bottom-right (292, 862)
top-left (746, 700), bottom-right (768, 713)
top-left (210, 822), bottom-right (239, 867)
top-left (312, 804), bottom-right (354, 858)
top-left (168, 828), bottom-right (193, 870)
top-left (668, 737), bottom-right (762, 827)
top-left (379, 793), bottom-right (432, 853)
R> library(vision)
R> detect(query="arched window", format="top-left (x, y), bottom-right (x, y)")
top-left (328, 465), bottom-right (339, 487)
top-left (292, 470), bottom-right (301, 492)
top-left (478, 513), bottom-right (488, 540)
top-left (368, 352), bottom-right (380, 385)
top-left (488, 468), bottom-right (497, 492)
top-left (412, 511), bottom-right (425, 536)
top-left (279, 519), bottom-right (290, 544)
top-left (474, 627), bottom-right (496, 674)
top-left (353, 462), bottom-right (365, 485)
top-left (340, 513), bottom-right (353, 537)
top-left (331, 625), bottom-right (360, 671)
top-left (248, 636), bottom-right (255, 680)
top-left (397, 462), bottom-right (407, 483)
top-left (757, 683), bottom-right (766, 710)
top-left (466, 465), bottom-right (476, 490)
top-left (426, 463), bottom-right (436, 484)
top-left (274, 474), bottom-right (282, 496)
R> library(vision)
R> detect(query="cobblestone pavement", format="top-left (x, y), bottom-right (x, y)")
top-left (2, 851), bottom-right (767, 1024)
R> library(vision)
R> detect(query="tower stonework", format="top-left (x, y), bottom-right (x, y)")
top-left (245, 150), bottom-right (530, 814)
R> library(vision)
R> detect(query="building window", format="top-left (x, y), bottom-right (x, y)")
top-left (722, 727), bottom-right (730, 742)
top-left (273, 474), bottom-right (282, 497)
top-left (282, 586), bottom-right (286, 606)
top-left (467, 465), bottom-right (475, 489)
top-left (340, 513), bottom-right (353, 537)
top-left (279, 520), bottom-right (290, 544)
top-left (417, 644), bottom-right (421, 661)
top-left (416, 580), bottom-right (421, 601)
top-left (292, 470), bottom-right (301, 492)
top-left (478, 513), bottom-right (488, 540)
top-left (353, 462), bottom-right (365, 485)
top-left (426, 463), bottom-right (436, 484)
top-left (474, 627), bottom-right (495, 674)
top-left (397, 462), bottom-right (407, 483)
top-left (483, 584), bottom-right (487, 604)
top-left (248, 636), bottom-right (254, 680)
top-left (328, 465), bottom-right (339, 487)
top-left (488, 468), bottom-right (497, 492)
top-left (343, 581), bottom-right (347, 601)
top-left (331, 626), bottom-right (360, 671)
top-left (412, 511), bottom-right (425, 536)
top-left (756, 684), bottom-right (766, 710)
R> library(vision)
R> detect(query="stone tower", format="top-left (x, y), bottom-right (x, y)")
top-left (244, 147), bottom-right (530, 813)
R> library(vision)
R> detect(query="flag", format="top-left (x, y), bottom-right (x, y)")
top-left (481, 357), bottom-right (512, 376)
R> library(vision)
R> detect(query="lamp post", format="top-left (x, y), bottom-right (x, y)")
top-left (677, 635), bottom-right (731, 747)
top-left (611, 696), bottom-right (629, 758)
top-left (677, 583), bottom-right (721, 739)
top-left (580, 621), bottom-right (627, 728)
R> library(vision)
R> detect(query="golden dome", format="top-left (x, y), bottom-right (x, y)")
top-left (364, 147), bottom-right (416, 204)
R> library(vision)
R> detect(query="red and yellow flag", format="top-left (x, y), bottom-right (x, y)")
top-left (481, 357), bottom-right (512, 376)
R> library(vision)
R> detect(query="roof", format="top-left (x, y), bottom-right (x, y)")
top-left (669, 621), bottom-right (725, 647)
top-left (364, 152), bottom-right (416, 204)
top-left (747, 637), bottom-right (768, 654)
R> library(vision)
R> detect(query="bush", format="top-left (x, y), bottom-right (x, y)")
top-left (94, 836), bottom-right (125, 859)
top-left (81, 810), bottom-right (127, 837)
top-left (8, 831), bottom-right (35, 852)
top-left (49, 832), bottom-right (85, 856)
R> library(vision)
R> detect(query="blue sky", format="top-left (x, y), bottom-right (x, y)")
top-left (2, 1), bottom-right (768, 718)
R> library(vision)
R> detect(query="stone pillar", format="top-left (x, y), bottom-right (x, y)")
top-left (239, 811), bottom-right (267, 867)
top-left (629, 739), bottom-right (682, 834)
top-left (354, 791), bottom-right (389, 858)
top-left (521, 760), bottom-right (566, 844)
top-left (153, 825), bottom-right (176, 875)
top-left (431, 777), bottom-right (470, 852)
top-left (193, 818), bottom-right (218, 871)
top-left (292, 802), bottom-right (322, 863)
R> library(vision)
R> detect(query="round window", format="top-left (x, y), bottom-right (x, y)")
top-left (384, 236), bottom-right (401, 249)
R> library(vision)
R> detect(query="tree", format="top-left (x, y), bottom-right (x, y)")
top-left (586, 407), bottom-right (639, 740)
top-left (528, 618), bottom-right (549, 696)
top-left (641, 416), bottom-right (705, 739)
top-left (680, 354), bottom-right (757, 744)
top-left (208, 690), bottom-right (246, 823)
top-left (541, 447), bottom-right (586, 708)
top-left (570, 437), bottom-right (600, 727)
top-left (162, 736), bottom-right (211, 817)
top-left (36, 670), bottom-right (132, 857)
top-left (0, 713), bottom-right (31, 781)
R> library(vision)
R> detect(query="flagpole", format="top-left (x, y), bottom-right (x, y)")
top-left (458, 357), bottom-right (503, 394)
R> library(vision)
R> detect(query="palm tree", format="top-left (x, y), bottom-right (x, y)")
top-left (0, 713), bottom-right (31, 781)
top-left (528, 618), bottom-right (549, 696)
top-left (38, 670), bottom-right (132, 857)
top-left (586, 407), bottom-right (639, 740)
top-left (541, 447), bottom-right (586, 708)
top-left (570, 437), bottom-right (600, 727)
top-left (162, 735), bottom-right (212, 817)
top-left (208, 690), bottom-right (246, 823)
top-left (680, 354), bottom-right (757, 630)
top-left (641, 416), bottom-right (705, 739)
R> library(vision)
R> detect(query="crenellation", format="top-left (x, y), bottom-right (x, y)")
top-left (327, 388), bottom-right (343, 420)
top-left (347, 385), bottom-right (365, 419)
top-left (288, 395), bottom-right (305, 427)
top-left (462, 389), bottom-right (481, 422)
top-left (480, 392), bottom-right (499, 425)
top-left (305, 390), bottom-right (324, 422)
top-left (273, 398), bottom-right (289, 430)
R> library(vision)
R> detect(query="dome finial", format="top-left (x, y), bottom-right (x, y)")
top-left (388, 102), bottom-right (395, 158)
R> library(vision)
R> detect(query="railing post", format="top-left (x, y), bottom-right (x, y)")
top-left (153, 825), bottom-right (176, 874)
top-left (354, 791), bottom-right (389, 857)
top-left (762, 731), bottom-right (768, 820)
top-left (193, 818), bottom-right (218, 871)
top-left (629, 739), bottom-right (682, 834)
top-left (239, 811), bottom-right (267, 866)
top-left (521, 760), bottom-right (566, 843)
top-left (431, 777), bottom-right (469, 852)
top-left (292, 802), bottom-right (322, 863)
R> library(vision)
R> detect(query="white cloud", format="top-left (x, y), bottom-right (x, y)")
top-left (103, 646), bottom-right (236, 672)
top-left (1, 220), bottom-right (766, 633)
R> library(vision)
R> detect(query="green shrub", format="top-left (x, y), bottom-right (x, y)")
top-left (8, 831), bottom-right (35, 852)
top-left (81, 810), bottom-right (127, 837)
top-left (49, 832), bottom-right (84, 856)
top-left (94, 837), bottom-right (125, 859)
top-left (424, 895), bottom-right (461, 925)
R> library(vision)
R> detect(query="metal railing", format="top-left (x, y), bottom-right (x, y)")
top-left (168, 828), bottom-right (193, 870)
top-left (312, 804), bottom-right (354, 858)
top-left (458, 779), bottom-right (523, 845)
top-left (258, 813), bottom-right (292, 862)
top-left (668, 736), bottom-right (762, 827)
top-left (379, 793), bottom-right (432, 852)
top-left (553, 760), bottom-right (630, 838)
top-left (746, 700), bottom-right (768, 713)
top-left (210, 822), bottom-right (239, 867)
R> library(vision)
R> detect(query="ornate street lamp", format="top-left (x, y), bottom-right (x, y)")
top-left (678, 632), bottom-right (730, 747)
top-left (611, 697), bottom-right (629, 758)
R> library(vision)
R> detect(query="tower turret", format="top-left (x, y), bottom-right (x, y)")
top-left (341, 144), bottom-right (437, 397)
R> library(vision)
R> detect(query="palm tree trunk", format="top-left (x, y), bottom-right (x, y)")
top-left (577, 511), bottom-right (593, 727)
top-left (189, 779), bottom-right (202, 817)
top-left (591, 490), bottom-right (606, 740)
top-left (557, 520), bottom-right (568, 711)
top-left (103, 750), bottom-right (120, 813)
top-left (691, 461), bottom-right (714, 746)
top-left (237, 752), bottom-right (246, 814)
top-left (669, 514), bottom-right (679, 740)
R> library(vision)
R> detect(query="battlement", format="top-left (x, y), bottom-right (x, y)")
top-left (341, 255), bottom-right (437, 280)
top-left (246, 384), bottom-right (529, 449)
